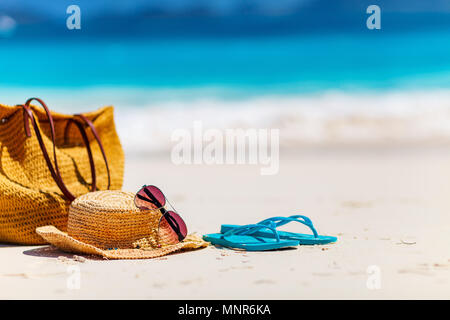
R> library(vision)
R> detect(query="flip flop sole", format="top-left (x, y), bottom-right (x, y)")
top-left (203, 233), bottom-right (299, 251)
top-left (220, 224), bottom-right (337, 245)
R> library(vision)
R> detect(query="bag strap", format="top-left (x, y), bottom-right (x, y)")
top-left (21, 98), bottom-right (76, 201)
top-left (74, 113), bottom-right (111, 190)
top-left (67, 118), bottom-right (97, 191)
top-left (20, 97), bottom-right (111, 201)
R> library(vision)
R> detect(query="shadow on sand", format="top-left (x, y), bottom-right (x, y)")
top-left (22, 246), bottom-right (103, 260)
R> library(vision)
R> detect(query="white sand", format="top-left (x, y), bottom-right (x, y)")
top-left (1, 146), bottom-right (449, 299)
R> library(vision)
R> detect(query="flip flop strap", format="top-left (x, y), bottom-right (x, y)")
top-left (222, 223), bottom-right (281, 242)
top-left (258, 215), bottom-right (319, 238)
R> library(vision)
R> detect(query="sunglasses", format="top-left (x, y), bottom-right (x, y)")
top-left (134, 185), bottom-right (187, 245)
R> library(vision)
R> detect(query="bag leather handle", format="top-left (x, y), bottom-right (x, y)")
top-left (74, 113), bottom-right (111, 190)
top-left (21, 99), bottom-right (76, 201)
top-left (67, 118), bottom-right (97, 192)
top-left (20, 97), bottom-right (110, 201)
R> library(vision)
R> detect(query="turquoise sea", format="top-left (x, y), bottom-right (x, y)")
top-left (1, 30), bottom-right (450, 93)
top-left (1, 8), bottom-right (450, 152)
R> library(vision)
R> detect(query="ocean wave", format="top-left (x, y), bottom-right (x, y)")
top-left (113, 89), bottom-right (450, 153)
top-left (2, 88), bottom-right (450, 153)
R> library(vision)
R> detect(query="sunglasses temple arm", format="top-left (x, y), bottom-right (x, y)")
top-left (165, 198), bottom-right (184, 240)
top-left (165, 197), bottom-right (178, 214)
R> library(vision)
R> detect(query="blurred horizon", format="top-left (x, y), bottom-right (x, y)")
top-left (1, 0), bottom-right (449, 90)
top-left (1, 0), bottom-right (450, 151)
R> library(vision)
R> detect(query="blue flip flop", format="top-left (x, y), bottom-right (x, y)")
top-left (203, 223), bottom-right (300, 251)
top-left (220, 215), bottom-right (337, 245)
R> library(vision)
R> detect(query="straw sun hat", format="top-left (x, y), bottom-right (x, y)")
top-left (36, 191), bottom-right (209, 259)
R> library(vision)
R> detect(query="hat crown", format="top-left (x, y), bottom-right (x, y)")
top-left (68, 191), bottom-right (160, 249)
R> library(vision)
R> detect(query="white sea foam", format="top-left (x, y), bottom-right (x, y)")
top-left (2, 87), bottom-right (450, 153)
top-left (113, 89), bottom-right (450, 153)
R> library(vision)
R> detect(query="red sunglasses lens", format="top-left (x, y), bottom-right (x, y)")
top-left (158, 211), bottom-right (188, 245)
top-left (134, 185), bottom-right (166, 209)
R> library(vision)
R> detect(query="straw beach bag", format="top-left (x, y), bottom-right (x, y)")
top-left (0, 98), bottom-right (124, 244)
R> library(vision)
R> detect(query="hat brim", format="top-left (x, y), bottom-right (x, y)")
top-left (36, 226), bottom-right (209, 259)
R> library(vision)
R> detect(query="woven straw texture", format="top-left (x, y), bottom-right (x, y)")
top-left (36, 191), bottom-right (209, 259)
top-left (0, 103), bottom-right (124, 244)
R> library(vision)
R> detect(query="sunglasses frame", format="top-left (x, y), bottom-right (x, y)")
top-left (134, 185), bottom-right (186, 243)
